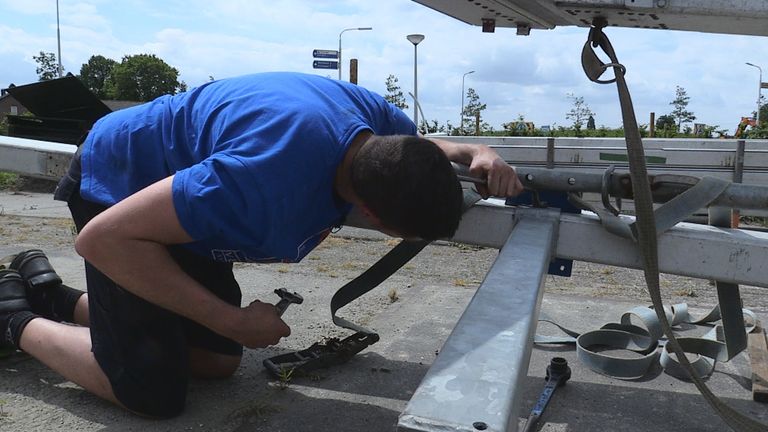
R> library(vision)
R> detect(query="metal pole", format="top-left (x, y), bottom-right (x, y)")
top-left (56, 0), bottom-right (63, 78)
top-left (413, 43), bottom-right (418, 126)
top-left (746, 62), bottom-right (762, 126)
top-left (406, 34), bottom-right (424, 127)
top-left (338, 31), bottom-right (342, 80)
top-left (461, 70), bottom-right (474, 135)
top-left (760, 67), bottom-right (763, 127)
top-left (338, 27), bottom-right (372, 81)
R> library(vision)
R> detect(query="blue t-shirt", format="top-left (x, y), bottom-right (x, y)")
top-left (80, 72), bottom-right (416, 262)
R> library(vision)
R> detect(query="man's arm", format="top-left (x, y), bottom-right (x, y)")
top-left (428, 137), bottom-right (524, 198)
top-left (74, 175), bottom-right (290, 348)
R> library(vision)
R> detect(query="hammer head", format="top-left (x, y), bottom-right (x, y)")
top-left (274, 288), bottom-right (303, 305)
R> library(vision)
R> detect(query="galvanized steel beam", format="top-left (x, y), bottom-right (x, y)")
top-left (397, 209), bottom-right (560, 432)
top-left (446, 202), bottom-right (768, 289)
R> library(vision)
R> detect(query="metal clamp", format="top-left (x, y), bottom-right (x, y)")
top-left (263, 331), bottom-right (380, 378)
top-left (601, 165), bottom-right (622, 216)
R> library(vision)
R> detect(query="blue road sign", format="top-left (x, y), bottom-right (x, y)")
top-left (313, 60), bottom-right (338, 70)
top-left (313, 49), bottom-right (339, 59)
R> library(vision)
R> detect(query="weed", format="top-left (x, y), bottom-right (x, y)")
top-left (0, 172), bottom-right (19, 190)
top-left (340, 261), bottom-right (359, 270)
top-left (277, 367), bottom-right (294, 390)
top-left (387, 287), bottom-right (399, 303)
top-left (453, 278), bottom-right (469, 287)
top-left (227, 397), bottom-right (280, 423)
top-left (673, 287), bottom-right (697, 297)
top-left (0, 399), bottom-right (8, 418)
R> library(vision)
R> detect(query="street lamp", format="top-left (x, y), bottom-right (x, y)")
top-left (338, 27), bottom-right (372, 81)
top-left (56, 0), bottom-right (63, 78)
top-left (746, 62), bottom-right (763, 126)
top-left (460, 70), bottom-right (475, 134)
top-left (407, 34), bottom-right (425, 126)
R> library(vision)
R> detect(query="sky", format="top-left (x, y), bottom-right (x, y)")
top-left (1, 0), bottom-right (767, 132)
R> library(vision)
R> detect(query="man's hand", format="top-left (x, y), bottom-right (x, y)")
top-left (228, 300), bottom-right (291, 349)
top-left (76, 176), bottom-right (292, 351)
top-left (468, 145), bottom-right (523, 199)
top-left (429, 138), bottom-right (524, 199)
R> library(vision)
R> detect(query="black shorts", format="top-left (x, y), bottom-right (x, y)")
top-left (54, 148), bottom-right (243, 417)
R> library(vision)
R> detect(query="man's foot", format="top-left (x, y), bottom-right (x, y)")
top-left (10, 249), bottom-right (62, 289)
top-left (0, 269), bottom-right (38, 351)
top-left (10, 249), bottom-right (82, 323)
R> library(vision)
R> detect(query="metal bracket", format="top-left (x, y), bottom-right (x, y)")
top-left (507, 192), bottom-right (577, 277)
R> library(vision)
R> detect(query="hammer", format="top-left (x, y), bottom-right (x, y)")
top-left (273, 288), bottom-right (304, 316)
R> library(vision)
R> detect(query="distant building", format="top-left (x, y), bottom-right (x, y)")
top-left (0, 87), bottom-right (29, 122)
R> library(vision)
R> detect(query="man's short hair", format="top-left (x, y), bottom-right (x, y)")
top-left (351, 134), bottom-right (463, 240)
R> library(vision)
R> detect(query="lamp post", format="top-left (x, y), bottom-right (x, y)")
top-left (746, 62), bottom-right (763, 126)
top-left (406, 34), bottom-right (425, 127)
top-left (338, 27), bottom-right (372, 81)
top-left (460, 70), bottom-right (475, 134)
top-left (56, 0), bottom-right (63, 77)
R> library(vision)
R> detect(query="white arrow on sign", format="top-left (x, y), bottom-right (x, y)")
top-left (313, 49), bottom-right (339, 59)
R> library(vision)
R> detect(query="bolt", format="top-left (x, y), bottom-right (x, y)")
top-left (567, 177), bottom-right (576, 185)
top-left (473, 422), bottom-right (488, 431)
top-left (525, 173), bottom-right (534, 182)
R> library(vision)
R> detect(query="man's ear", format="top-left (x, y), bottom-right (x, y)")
top-left (358, 204), bottom-right (383, 226)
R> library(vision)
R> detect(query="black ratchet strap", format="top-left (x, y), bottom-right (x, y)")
top-left (264, 189), bottom-right (482, 377)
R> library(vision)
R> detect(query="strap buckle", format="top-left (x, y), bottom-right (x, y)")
top-left (263, 331), bottom-right (380, 378)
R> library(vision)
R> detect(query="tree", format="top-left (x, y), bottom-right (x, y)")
top-left (587, 115), bottom-right (596, 130)
top-left (78, 55), bottom-right (118, 98)
top-left (105, 54), bottom-right (181, 101)
top-left (654, 114), bottom-right (678, 137)
top-left (423, 119), bottom-right (445, 134)
top-left (748, 96), bottom-right (768, 139)
top-left (670, 85), bottom-right (696, 131)
top-left (655, 114), bottom-right (676, 131)
top-left (461, 87), bottom-right (488, 134)
top-left (33, 51), bottom-right (62, 81)
top-left (565, 93), bottom-right (594, 135)
top-left (384, 74), bottom-right (408, 110)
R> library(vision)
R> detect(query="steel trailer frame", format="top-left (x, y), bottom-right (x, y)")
top-left (3, 136), bottom-right (768, 431)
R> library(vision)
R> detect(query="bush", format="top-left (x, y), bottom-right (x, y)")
top-left (0, 172), bottom-right (19, 190)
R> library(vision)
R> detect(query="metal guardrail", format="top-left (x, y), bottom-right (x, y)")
top-left (0, 135), bottom-right (75, 180)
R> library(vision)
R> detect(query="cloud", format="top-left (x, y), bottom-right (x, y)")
top-left (1, 0), bottom-right (766, 130)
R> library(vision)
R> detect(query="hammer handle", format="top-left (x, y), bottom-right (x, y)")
top-left (275, 299), bottom-right (291, 316)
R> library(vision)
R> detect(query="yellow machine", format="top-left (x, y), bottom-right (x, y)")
top-left (735, 116), bottom-right (757, 138)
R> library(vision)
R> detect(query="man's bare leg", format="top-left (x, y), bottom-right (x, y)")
top-left (71, 294), bottom-right (89, 327)
top-left (18, 317), bottom-right (120, 406)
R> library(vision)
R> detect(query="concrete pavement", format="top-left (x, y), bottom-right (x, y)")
top-left (0, 190), bottom-right (766, 431)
